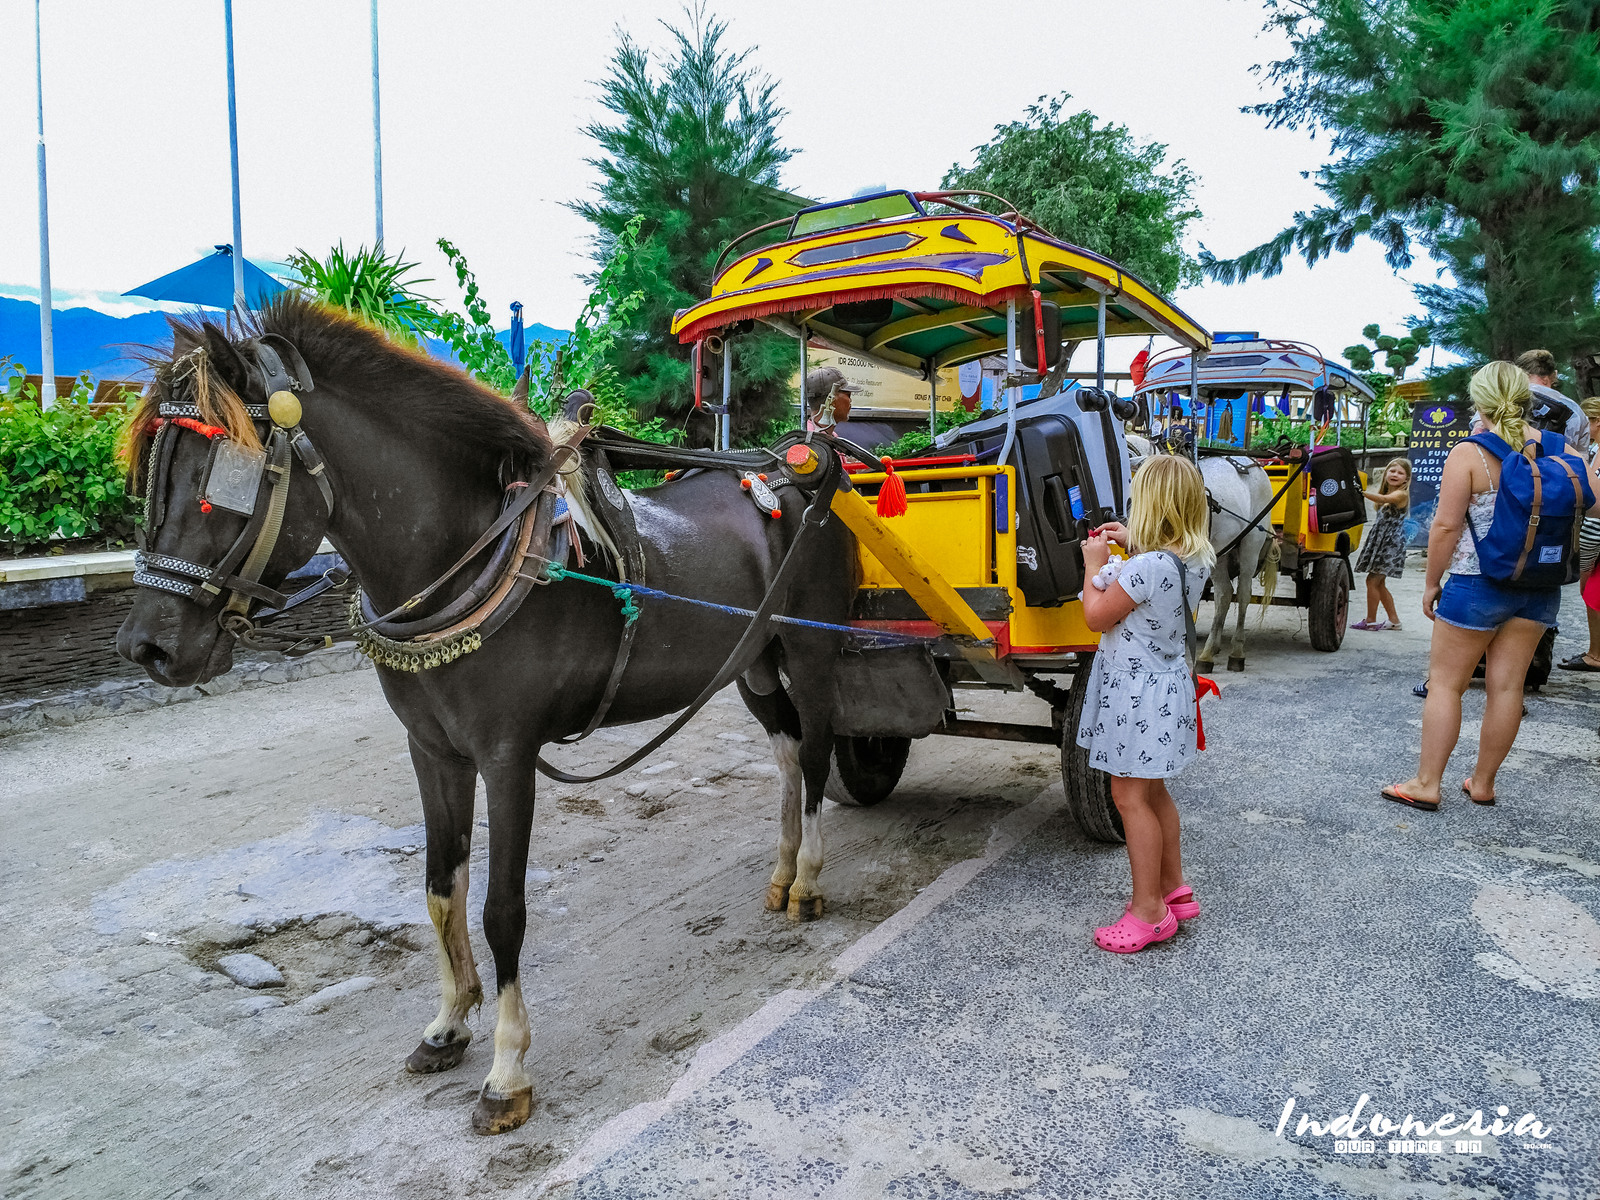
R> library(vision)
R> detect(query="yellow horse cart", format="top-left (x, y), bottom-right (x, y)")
top-left (672, 189), bottom-right (1211, 841)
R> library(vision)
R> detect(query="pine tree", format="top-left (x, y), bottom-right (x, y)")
top-left (571, 8), bottom-right (803, 442)
top-left (1202, 1), bottom-right (1600, 385)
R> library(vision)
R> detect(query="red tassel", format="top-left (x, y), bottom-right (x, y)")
top-left (200, 501), bottom-right (213, 514)
top-left (876, 460), bottom-right (908, 517)
top-left (1193, 675), bottom-right (1220, 751)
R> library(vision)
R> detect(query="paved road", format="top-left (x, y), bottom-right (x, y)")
top-left (532, 565), bottom-right (1600, 1199)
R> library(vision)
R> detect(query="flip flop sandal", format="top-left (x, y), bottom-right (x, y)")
top-left (1462, 778), bottom-right (1496, 806)
top-left (1557, 655), bottom-right (1600, 673)
top-left (1126, 887), bottom-right (1200, 921)
top-left (1095, 907), bottom-right (1178, 954)
top-left (1412, 681), bottom-right (1429, 698)
top-left (1382, 785), bottom-right (1440, 812)
top-left (1351, 619), bottom-right (1386, 631)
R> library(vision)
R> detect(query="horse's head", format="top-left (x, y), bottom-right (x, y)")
top-left (117, 319), bottom-right (334, 686)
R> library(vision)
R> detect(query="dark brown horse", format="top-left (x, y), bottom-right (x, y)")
top-left (117, 297), bottom-right (855, 1134)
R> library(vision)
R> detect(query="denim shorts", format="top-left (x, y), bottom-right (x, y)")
top-left (1436, 573), bottom-right (1561, 631)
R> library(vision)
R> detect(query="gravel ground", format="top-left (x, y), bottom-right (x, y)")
top-left (539, 558), bottom-right (1600, 1200)
top-left (0, 658), bottom-right (1062, 1199)
top-left (4, 557), bottom-right (1597, 1199)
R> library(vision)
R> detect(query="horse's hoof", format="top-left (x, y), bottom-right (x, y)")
top-left (1196, 659), bottom-right (1215, 674)
top-left (787, 895), bottom-right (824, 922)
top-left (471, 1086), bottom-right (533, 1135)
top-left (1227, 656), bottom-right (1246, 673)
top-left (764, 883), bottom-right (790, 912)
top-left (405, 1035), bottom-right (470, 1074)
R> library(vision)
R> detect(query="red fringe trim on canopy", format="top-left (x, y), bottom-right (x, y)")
top-left (675, 283), bottom-right (1033, 345)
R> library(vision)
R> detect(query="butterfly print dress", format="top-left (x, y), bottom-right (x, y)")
top-left (1075, 551), bottom-right (1210, 779)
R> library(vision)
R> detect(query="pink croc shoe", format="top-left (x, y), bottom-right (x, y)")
top-left (1164, 886), bottom-right (1200, 921)
top-left (1095, 906), bottom-right (1178, 953)
top-left (1126, 886), bottom-right (1201, 921)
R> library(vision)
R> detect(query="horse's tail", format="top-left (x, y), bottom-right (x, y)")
top-left (1257, 536), bottom-right (1281, 625)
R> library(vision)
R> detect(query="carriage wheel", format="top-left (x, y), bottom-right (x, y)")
top-left (1308, 556), bottom-right (1350, 652)
top-left (825, 736), bottom-right (911, 807)
top-left (1059, 657), bottom-right (1124, 843)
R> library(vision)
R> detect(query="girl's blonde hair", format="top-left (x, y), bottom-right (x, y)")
top-left (1468, 361), bottom-right (1531, 446)
top-left (1128, 454), bottom-right (1216, 568)
top-left (1383, 456), bottom-right (1412, 492)
top-left (1580, 396), bottom-right (1600, 421)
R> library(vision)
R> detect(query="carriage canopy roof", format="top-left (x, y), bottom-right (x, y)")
top-left (1133, 338), bottom-right (1377, 401)
top-left (671, 190), bottom-right (1210, 376)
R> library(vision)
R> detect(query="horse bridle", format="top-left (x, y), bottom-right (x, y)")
top-left (134, 338), bottom-right (339, 648)
top-left (135, 337), bottom-right (592, 657)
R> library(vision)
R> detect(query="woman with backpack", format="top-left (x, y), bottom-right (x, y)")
top-left (1384, 363), bottom-right (1600, 810)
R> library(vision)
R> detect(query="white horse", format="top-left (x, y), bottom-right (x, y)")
top-left (1197, 456), bottom-right (1279, 672)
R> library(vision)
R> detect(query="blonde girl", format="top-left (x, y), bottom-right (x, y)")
top-left (1352, 457), bottom-right (1413, 630)
top-left (1078, 455), bottom-right (1216, 954)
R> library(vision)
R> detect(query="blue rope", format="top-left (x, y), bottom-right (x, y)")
top-left (541, 561), bottom-right (937, 648)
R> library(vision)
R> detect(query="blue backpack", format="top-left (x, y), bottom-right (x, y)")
top-left (1466, 429), bottom-right (1594, 590)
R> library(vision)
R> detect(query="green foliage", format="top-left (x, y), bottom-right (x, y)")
top-left (1249, 413), bottom-right (1314, 449)
top-left (941, 93), bottom-right (1203, 294)
top-left (1342, 321), bottom-right (1430, 378)
top-left (1202, 0), bottom-right (1600, 378)
top-left (0, 359), bottom-right (138, 551)
top-left (570, 6), bottom-right (803, 441)
top-left (432, 239), bottom-right (518, 394)
top-left (285, 242), bottom-right (438, 347)
top-left (876, 404), bottom-right (986, 461)
top-left (523, 217), bottom-right (648, 425)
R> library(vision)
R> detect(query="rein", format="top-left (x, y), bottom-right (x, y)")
top-left (535, 447), bottom-right (848, 785)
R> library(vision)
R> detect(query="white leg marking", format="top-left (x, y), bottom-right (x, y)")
top-left (482, 979), bottom-right (532, 1097)
top-left (423, 862), bottom-right (481, 1044)
top-left (769, 733), bottom-right (802, 892)
top-left (791, 804), bottom-right (825, 901)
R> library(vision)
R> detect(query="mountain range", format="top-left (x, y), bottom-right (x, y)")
top-left (0, 296), bottom-right (568, 381)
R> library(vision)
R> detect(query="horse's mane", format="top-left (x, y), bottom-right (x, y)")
top-left (121, 294), bottom-right (551, 488)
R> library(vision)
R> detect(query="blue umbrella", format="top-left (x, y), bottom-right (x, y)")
top-left (124, 245), bottom-right (288, 310)
top-left (509, 301), bottom-right (525, 378)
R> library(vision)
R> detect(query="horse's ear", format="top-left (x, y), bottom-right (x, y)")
top-left (168, 318), bottom-right (202, 355)
top-left (199, 322), bottom-right (254, 394)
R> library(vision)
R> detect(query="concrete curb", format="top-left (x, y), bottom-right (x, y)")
top-left (0, 645), bottom-right (373, 738)
top-left (529, 781), bottom-right (1069, 1196)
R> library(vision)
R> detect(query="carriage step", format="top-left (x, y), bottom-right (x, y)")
top-left (931, 717), bottom-right (1057, 745)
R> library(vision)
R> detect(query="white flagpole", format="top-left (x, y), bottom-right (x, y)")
top-left (34, 0), bottom-right (56, 408)
top-left (372, 0), bottom-right (384, 249)
top-left (224, 0), bottom-right (245, 309)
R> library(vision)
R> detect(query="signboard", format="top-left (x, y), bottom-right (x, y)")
top-left (1407, 400), bottom-right (1472, 545)
top-left (796, 348), bottom-right (961, 414)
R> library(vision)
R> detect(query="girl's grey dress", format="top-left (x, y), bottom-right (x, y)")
top-left (1355, 500), bottom-right (1407, 577)
top-left (1076, 551), bottom-right (1210, 779)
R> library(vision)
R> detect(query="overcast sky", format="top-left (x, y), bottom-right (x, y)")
top-left (0, 0), bottom-right (1450, 372)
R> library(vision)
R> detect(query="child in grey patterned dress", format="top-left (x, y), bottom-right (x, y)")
top-left (1352, 457), bottom-right (1412, 631)
top-left (1077, 456), bottom-right (1216, 954)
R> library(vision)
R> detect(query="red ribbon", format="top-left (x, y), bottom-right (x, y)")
top-left (150, 416), bottom-right (229, 439)
top-left (1194, 675), bottom-right (1220, 751)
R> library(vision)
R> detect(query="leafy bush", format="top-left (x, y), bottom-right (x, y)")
top-left (1, 359), bottom-right (139, 552)
top-left (876, 404), bottom-right (985, 460)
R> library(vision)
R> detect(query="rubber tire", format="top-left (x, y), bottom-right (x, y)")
top-left (1308, 556), bottom-right (1350, 652)
top-left (825, 736), bottom-right (911, 807)
top-left (1060, 658), bottom-right (1124, 843)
